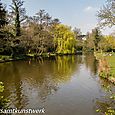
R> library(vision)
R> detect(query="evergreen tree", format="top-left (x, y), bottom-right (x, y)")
top-left (10, 0), bottom-right (26, 36)
top-left (0, 0), bottom-right (7, 28)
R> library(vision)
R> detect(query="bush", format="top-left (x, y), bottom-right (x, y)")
top-left (0, 82), bottom-right (9, 109)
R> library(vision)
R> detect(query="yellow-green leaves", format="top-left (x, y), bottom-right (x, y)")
top-left (0, 82), bottom-right (4, 93)
top-left (53, 24), bottom-right (77, 54)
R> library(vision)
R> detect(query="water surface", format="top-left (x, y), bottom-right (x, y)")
top-left (0, 54), bottom-right (114, 115)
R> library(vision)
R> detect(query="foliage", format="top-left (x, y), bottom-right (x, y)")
top-left (73, 27), bottom-right (82, 38)
top-left (95, 52), bottom-right (115, 84)
top-left (97, 0), bottom-right (115, 27)
top-left (84, 28), bottom-right (102, 52)
top-left (10, 0), bottom-right (26, 36)
top-left (0, 82), bottom-right (8, 109)
top-left (0, 0), bottom-right (114, 61)
top-left (99, 35), bottom-right (115, 52)
top-left (83, 32), bottom-right (94, 51)
top-left (96, 84), bottom-right (115, 115)
top-left (0, 55), bottom-right (12, 61)
top-left (92, 28), bottom-right (102, 51)
top-left (23, 10), bottom-right (56, 54)
top-left (53, 24), bottom-right (77, 54)
top-left (0, 0), bottom-right (7, 28)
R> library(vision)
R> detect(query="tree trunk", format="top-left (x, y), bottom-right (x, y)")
top-left (15, 7), bottom-right (20, 36)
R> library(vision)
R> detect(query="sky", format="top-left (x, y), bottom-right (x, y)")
top-left (2, 0), bottom-right (115, 35)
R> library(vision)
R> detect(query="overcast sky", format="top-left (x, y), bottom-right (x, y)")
top-left (2, 0), bottom-right (115, 35)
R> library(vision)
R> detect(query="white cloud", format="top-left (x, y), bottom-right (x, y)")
top-left (84, 6), bottom-right (97, 12)
top-left (85, 6), bottom-right (93, 11)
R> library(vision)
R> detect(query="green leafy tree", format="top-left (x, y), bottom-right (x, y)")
top-left (53, 24), bottom-right (77, 54)
top-left (24, 10), bottom-right (54, 54)
top-left (92, 28), bottom-right (102, 51)
top-left (99, 35), bottom-right (115, 52)
top-left (0, 1), bottom-right (14, 55)
top-left (84, 32), bottom-right (94, 51)
top-left (84, 28), bottom-right (102, 52)
top-left (73, 28), bottom-right (84, 51)
top-left (97, 0), bottom-right (115, 27)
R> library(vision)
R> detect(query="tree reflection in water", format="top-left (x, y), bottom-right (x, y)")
top-left (84, 53), bottom-right (98, 76)
top-left (0, 55), bottom-right (79, 108)
top-left (0, 54), bottom-right (114, 115)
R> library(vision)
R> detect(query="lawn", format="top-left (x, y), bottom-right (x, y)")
top-left (94, 52), bottom-right (115, 84)
top-left (107, 55), bottom-right (115, 78)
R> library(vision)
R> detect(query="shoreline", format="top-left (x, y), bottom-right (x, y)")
top-left (94, 52), bottom-right (115, 84)
top-left (0, 52), bottom-right (83, 63)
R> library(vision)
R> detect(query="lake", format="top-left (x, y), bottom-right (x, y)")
top-left (0, 54), bottom-right (114, 115)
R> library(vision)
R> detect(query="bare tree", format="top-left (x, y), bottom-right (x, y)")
top-left (97, 0), bottom-right (115, 28)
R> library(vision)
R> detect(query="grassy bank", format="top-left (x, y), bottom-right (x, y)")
top-left (0, 52), bottom-right (82, 63)
top-left (0, 55), bottom-right (13, 63)
top-left (0, 53), bottom-right (57, 63)
top-left (94, 52), bottom-right (115, 84)
top-left (106, 55), bottom-right (115, 83)
top-left (0, 54), bottom-right (28, 63)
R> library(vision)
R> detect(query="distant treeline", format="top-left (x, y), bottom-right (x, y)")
top-left (0, 0), bottom-right (115, 58)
